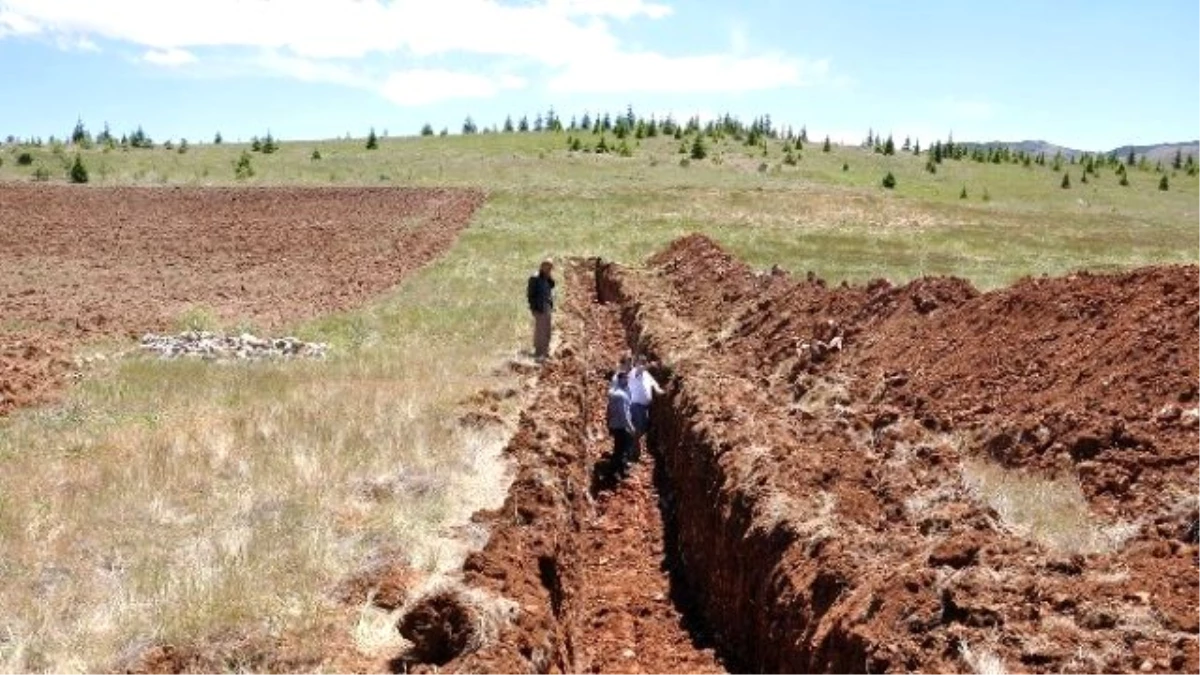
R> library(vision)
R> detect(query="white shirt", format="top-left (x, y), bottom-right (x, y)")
top-left (627, 367), bottom-right (660, 405)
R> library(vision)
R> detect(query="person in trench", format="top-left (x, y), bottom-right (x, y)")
top-left (526, 259), bottom-right (555, 360)
top-left (627, 354), bottom-right (664, 460)
top-left (606, 370), bottom-right (637, 478)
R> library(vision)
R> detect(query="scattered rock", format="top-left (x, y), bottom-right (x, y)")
top-left (1180, 408), bottom-right (1199, 428)
top-left (139, 331), bottom-right (328, 361)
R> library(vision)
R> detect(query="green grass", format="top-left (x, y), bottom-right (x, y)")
top-left (0, 129), bottom-right (1195, 671)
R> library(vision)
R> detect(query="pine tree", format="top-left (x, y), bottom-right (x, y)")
top-left (534, 113), bottom-right (544, 133)
top-left (1080, 172), bottom-right (1088, 184)
top-left (421, 123), bottom-right (434, 136)
top-left (518, 115), bottom-right (530, 132)
top-left (1172, 148), bottom-right (1183, 170)
top-left (689, 135), bottom-right (707, 160)
top-left (799, 125), bottom-right (808, 143)
top-left (822, 135), bottom-right (831, 153)
top-left (366, 127), bottom-right (379, 149)
top-left (1126, 149), bottom-right (1136, 166)
top-left (462, 117), bottom-right (478, 134)
top-left (902, 136), bottom-right (911, 152)
top-left (842, 162), bottom-right (849, 172)
top-left (1061, 172), bottom-right (1070, 189)
top-left (1159, 174), bottom-right (1169, 191)
top-left (71, 117), bottom-right (89, 145)
top-left (1119, 173), bottom-right (1130, 187)
top-left (580, 112), bottom-right (592, 132)
top-left (881, 171), bottom-right (896, 189)
top-left (503, 116), bottom-right (514, 133)
top-left (311, 149), bottom-right (322, 161)
top-left (69, 154), bottom-right (88, 183)
top-left (959, 185), bottom-right (968, 199)
top-left (932, 141), bottom-right (942, 163)
top-left (213, 131), bottom-right (223, 144)
top-left (261, 131), bottom-right (278, 154)
top-left (883, 134), bottom-right (895, 155)
top-left (913, 139), bottom-right (921, 156)
top-left (865, 128), bottom-right (874, 148)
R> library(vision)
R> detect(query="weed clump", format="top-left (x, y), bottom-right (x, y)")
top-left (235, 151), bottom-right (254, 179)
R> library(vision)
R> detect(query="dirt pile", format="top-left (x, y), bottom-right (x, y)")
top-left (0, 185), bottom-right (485, 415)
top-left (615, 234), bottom-right (1198, 673)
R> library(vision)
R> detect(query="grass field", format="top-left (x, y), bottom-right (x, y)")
top-left (1, 129), bottom-right (1196, 672)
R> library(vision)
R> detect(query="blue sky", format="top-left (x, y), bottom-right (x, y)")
top-left (1, 0), bottom-right (1196, 150)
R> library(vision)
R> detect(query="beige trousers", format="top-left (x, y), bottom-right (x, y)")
top-left (532, 311), bottom-right (552, 357)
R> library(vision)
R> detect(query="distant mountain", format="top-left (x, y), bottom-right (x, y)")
top-left (1108, 141), bottom-right (1200, 163)
top-left (959, 139), bottom-right (1198, 162)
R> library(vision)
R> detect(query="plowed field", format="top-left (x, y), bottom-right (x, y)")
top-left (411, 236), bottom-right (1198, 674)
top-left (0, 185), bottom-right (485, 415)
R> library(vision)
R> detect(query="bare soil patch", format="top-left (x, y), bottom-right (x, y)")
top-left (0, 185), bottom-right (485, 414)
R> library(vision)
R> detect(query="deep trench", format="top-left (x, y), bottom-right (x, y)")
top-left (589, 262), bottom-right (739, 668)
top-left (592, 259), bottom-right (864, 674)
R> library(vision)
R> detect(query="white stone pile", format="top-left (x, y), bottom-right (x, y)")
top-left (139, 331), bottom-right (330, 361)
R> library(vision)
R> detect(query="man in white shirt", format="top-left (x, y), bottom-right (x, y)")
top-left (627, 355), bottom-right (663, 457)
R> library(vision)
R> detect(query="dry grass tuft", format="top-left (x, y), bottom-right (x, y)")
top-left (960, 457), bottom-right (1139, 555)
top-left (959, 639), bottom-right (1009, 675)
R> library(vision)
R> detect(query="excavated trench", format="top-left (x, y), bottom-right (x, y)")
top-left (400, 258), bottom-right (732, 674)
top-left (402, 256), bottom-right (881, 673)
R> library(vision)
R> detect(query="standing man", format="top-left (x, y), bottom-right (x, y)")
top-left (526, 259), bottom-right (556, 360)
top-left (628, 354), bottom-right (664, 459)
top-left (606, 371), bottom-right (636, 478)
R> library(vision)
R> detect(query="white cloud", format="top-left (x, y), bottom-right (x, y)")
top-left (142, 47), bottom-right (196, 66)
top-left (549, 51), bottom-right (830, 93)
top-left (380, 69), bottom-right (525, 105)
top-left (0, 0), bottom-right (837, 103)
top-left (54, 34), bottom-right (97, 51)
top-left (253, 50), bottom-right (371, 88)
top-left (547, 0), bottom-right (672, 19)
top-left (0, 8), bottom-right (39, 36)
top-left (0, 0), bottom-right (622, 61)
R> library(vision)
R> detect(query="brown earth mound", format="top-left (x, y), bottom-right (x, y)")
top-left (0, 185), bottom-right (485, 415)
top-left (412, 236), bottom-right (1197, 674)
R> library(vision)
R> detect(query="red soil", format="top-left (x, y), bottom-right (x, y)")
top-left (413, 237), bottom-right (1196, 674)
top-left (0, 184), bottom-right (484, 415)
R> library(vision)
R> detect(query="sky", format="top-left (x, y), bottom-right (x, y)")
top-left (0, 0), bottom-right (1197, 150)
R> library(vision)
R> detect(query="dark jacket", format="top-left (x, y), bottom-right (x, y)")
top-left (527, 273), bottom-right (555, 313)
top-left (606, 385), bottom-right (634, 432)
